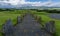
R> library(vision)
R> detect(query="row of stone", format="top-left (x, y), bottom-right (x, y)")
top-left (32, 14), bottom-right (56, 36)
top-left (2, 13), bottom-right (56, 36)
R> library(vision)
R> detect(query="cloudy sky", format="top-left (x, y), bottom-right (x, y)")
top-left (0, 0), bottom-right (60, 8)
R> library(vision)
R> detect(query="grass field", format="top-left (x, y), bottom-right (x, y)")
top-left (0, 10), bottom-right (60, 36)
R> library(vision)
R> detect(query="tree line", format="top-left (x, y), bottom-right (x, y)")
top-left (30, 9), bottom-right (60, 13)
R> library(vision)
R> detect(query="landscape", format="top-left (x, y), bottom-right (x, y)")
top-left (0, 9), bottom-right (60, 36)
top-left (0, 0), bottom-right (60, 36)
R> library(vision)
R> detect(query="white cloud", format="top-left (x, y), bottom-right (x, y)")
top-left (0, 0), bottom-right (19, 5)
top-left (43, 2), bottom-right (60, 7)
top-left (0, 0), bottom-right (60, 8)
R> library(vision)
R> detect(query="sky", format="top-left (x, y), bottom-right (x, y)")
top-left (0, 0), bottom-right (60, 8)
top-left (26, 0), bottom-right (60, 2)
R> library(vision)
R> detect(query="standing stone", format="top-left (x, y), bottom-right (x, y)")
top-left (45, 20), bottom-right (55, 34)
top-left (17, 16), bottom-right (21, 24)
top-left (3, 19), bottom-right (14, 36)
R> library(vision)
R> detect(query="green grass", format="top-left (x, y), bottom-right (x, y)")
top-left (0, 10), bottom-right (60, 36)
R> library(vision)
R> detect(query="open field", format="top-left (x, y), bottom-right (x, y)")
top-left (0, 10), bottom-right (60, 36)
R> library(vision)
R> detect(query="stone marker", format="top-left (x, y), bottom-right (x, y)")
top-left (45, 20), bottom-right (55, 34)
top-left (3, 19), bottom-right (14, 36)
top-left (17, 16), bottom-right (21, 24)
